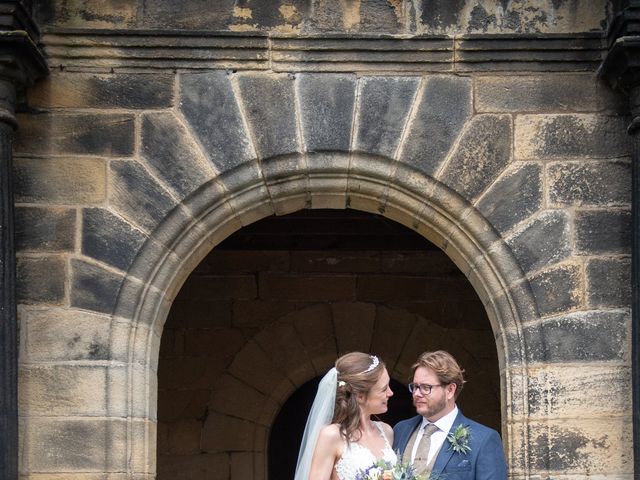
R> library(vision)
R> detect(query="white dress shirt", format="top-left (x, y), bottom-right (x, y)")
top-left (410, 405), bottom-right (459, 465)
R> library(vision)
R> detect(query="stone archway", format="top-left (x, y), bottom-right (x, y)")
top-left (111, 157), bottom-right (537, 478)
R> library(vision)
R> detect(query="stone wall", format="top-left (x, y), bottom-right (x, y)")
top-left (13, 0), bottom-right (634, 479)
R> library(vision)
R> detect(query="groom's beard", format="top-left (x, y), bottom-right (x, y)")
top-left (415, 394), bottom-right (447, 420)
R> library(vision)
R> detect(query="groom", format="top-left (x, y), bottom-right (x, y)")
top-left (393, 350), bottom-right (507, 480)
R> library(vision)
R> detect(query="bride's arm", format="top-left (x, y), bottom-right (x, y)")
top-left (307, 424), bottom-right (342, 480)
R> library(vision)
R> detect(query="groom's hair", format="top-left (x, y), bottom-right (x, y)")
top-left (412, 350), bottom-right (466, 399)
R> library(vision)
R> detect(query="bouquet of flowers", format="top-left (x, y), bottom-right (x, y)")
top-left (355, 459), bottom-right (428, 480)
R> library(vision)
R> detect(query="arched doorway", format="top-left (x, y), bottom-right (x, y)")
top-left (156, 209), bottom-right (500, 479)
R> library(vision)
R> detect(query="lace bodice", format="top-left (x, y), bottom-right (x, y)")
top-left (334, 422), bottom-right (397, 480)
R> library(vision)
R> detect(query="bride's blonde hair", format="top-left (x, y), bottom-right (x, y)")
top-left (332, 352), bottom-right (386, 442)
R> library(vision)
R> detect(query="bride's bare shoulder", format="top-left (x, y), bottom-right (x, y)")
top-left (318, 423), bottom-right (341, 442)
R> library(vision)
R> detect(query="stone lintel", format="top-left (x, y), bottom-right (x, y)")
top-left (43, 29), bottom-right (605, 73)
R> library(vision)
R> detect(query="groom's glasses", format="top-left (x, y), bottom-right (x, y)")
top-left (407, 383), bottom-right (443, 395)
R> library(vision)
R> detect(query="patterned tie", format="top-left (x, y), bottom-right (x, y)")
top-left (413, 423), bottom-right (439, 475)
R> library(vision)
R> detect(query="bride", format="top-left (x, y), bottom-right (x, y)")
top-left (294, 352), bottom-right (396, 480)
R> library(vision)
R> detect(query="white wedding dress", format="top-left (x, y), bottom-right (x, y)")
top-left (334, 422), bottom-right (398, 480)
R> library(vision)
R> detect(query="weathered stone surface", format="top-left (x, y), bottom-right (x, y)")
top-left (297, 73), bottom-right (356, 152)
top-left (157, 388), bottom-right (209, 422)
top-left (162, 420), bottom-right (201, 455)
top-left (291, 250), bottom-right (379, 272)
top-left (15, 113), bottom-right (135, 156)
top-left (16, 256), bottom-right (66, 304)
top-left (587, 257), bottom-right (632, 308)
top-left (506, 210), bottom-right (571, 273)
top-left (70, 259), bottom-right (123, 315)
top-left (333, 302), bottom-right (375, 354)
top-left (236, 73), bottom-right (300, 160)
top-left (381, 250), bottom-right (459, 274)
top-left (355, 76), bottom-right (419, 158)
top-left (28, 73), bottom-right (174, 109)
top-left (418, 0), bottom-right (608, 34)
top-left (228, 341), bottom-right (288, 395)
top-left (179, 274), bottom-right (256, 300)
top-left (475, 74), bottom-right (603, 112)
top-left (575, 209), bottom-right (631, 255)
top-left (476, 162), bottom-right (542, 233)
top-left (18, 306), bottom-right (118, 362)
top-left (372, 306), bottom-right (417, 375)
top-left (15, 206), bottom-right (75, 252)
top-left (109, 160), bottom-right (177, 233)
top-left (292, 304), bottom-right (336, 371)
top-left (179, 71), bottom-right (256, 174)
top-left (522, 365), bottom-right (631, 418)
top-left (515, 114), bottom-right (632, 160)
top-left (439, 114), bottom-right (511, 201)
top-left (14, 157), bottom-right (106, 204)
top-left (549, 160), bottom-right (631, 207)
top-left (22, 418), bottom-right (127, 472)
top-left (306, 0), bottom-right (403, 33)
top-left (523, 310), bottom-right (628, 363)
top-left (141, 113), bottom-right (215, 199)
top-left (401, 76), bottom-right (472, 175)
top-left (36, 1), bottom-right (137, 28)
top-left (529, 263), bottom-right (582, 317)
top-left (195, 250), bottom-right (290, 274)
top-left (232, 300), bottom-right (306, 331)
top-left (82, 208), bottom-right (146, 272)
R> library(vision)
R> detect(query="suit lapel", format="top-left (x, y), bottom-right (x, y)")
top-left (430, 411), bottom-right (466, 477)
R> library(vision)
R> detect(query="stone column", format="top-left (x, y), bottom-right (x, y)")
top-left (0, 78), bottom-right (18, 480)
top-left (0, 2), bottom-right (48, 476)
top-left (599, 6), bottom-right (640, 474)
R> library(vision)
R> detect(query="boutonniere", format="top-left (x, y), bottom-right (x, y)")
top-left (447, 424), bottom-right (471, 454)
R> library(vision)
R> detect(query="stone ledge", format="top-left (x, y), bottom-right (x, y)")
top-left (41, 29), bottom-right (605, 73)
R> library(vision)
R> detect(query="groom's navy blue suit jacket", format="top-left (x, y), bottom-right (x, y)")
top-left (392, 410), bottom-right (507, 480)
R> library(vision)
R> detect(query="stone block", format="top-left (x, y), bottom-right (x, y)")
top-left (357, 274), bottom-right (428, 302)
top-left (195, 250), bottom-right (290, 274)
top-left (292, 304), bottom-right (336, 372)
top-left (14, 157), bottom-right (106, 204)
top-left (355, 76), bottom-right (420, 158)
top-left (15, 113), bottom-right (135, 156)
top-left (158, 452), bottom-right (230, 480)
top-left (70, 259), bottom-right (124, 315)
top-left (373, 306), bottom-right (418, 376)
top-left (141, 112), bottom-right (216, 199)
top-left (15, 206), bottom-right (75, 252)
top-left (515, 114), bottom-right (632, 160)
top-left (440, 114), bottom-right (512, 202)
top-left (28, 73), bottom-right (174, 109)
top-left (228, 340), bottom-right (287, 395)
top-left (520, 364), bottom-right (631, 418)
top-left (476, 162), bottom-right (542, 234)
top-left (529, 263), bottom-right (582, 317)
top-left (291, 250), bottom-right (380, 273)
top-left (232, 300), bottom-right (305, 331)
top-left (16, 256), bottom-right (66, 304)
top-left (549, 160), bottom-right (631, 207)
top-left (254, 321), bottom-right (315, 385)
top-left (19, 306), bottom-right (118, 362)
top-left (401, 76), bottom-right (472, 175)
top-left (523, 310), bottom-right (629, 363)
top-left (380, 250), bottom-right (458, 274)
top-left (158, 356), bottom-right (220, 390)
top-left (587, 257), bottom-right (632, 308)
top-left (36, 0), bottom-right (137, 28)
top-left (307, 0), bottom-right (403, 33)
top-left (231, 452), bottom-right (254, 479)
top-left (82, 208), bottom-right (147, 272)
top-left (19, 365), bottom-right (115, 416)
top-left (179, 71), bottom-right (256, 173)
top-left (21, 418), bottom-right (127, 472)
top-left (109, 160), bottom-right (177, 233)
top-left (182, 328), bottom-right (245, 360)
top-left (209, 374), bottom-right (266, 421)
top-left (158, 389), bottom-right (209, 422)
top-left (297, 73), bottom-right (355, 152)
top-left (575, 209), bottom-right (631, 255)
top-left (506, 210), bottom-right (571, 274)
top-left (258, 272), bottom-right (356, 301)
top-left (202, 411), bottom-right (256, 451)
top-left (236, 73), bottom-right (300, 159)
top-left (475, 74), bottom-right (602, 113)
top-left (164, 420), bottom-right (202, 455)
top-left (167, 299), bottom-right (233, 328)
top-left (179, 274), bottom-right (257, 300)
top-left (333, 302), bottom-right (375, 354)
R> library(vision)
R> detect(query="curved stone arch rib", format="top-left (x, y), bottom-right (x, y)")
top-left (111, 154), bottom-right (537, 476)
